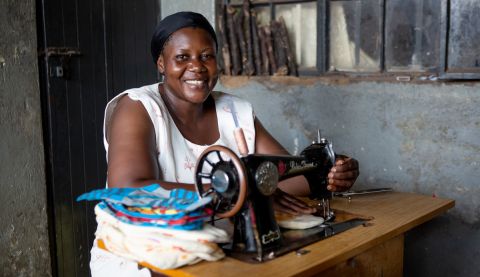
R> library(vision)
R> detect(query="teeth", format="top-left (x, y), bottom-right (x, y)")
top-left (185, 80), bottom-right (205, 85)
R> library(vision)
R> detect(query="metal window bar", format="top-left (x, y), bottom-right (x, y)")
top-left (353, 0), bottom-right (361, 68)
top-left (413, 0), bottom-right (424, 68)
top-left (380, 0), bottom-right (386, 72)
top-left (226, 0), bottom-right (478, 79)
top-left (317, 0), bottom-right (328, 74)
top-left (440, 0), bottom-right (480, 79)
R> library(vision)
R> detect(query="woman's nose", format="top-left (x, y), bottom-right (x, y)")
top-left (188, 58), bottom-right (206, 72)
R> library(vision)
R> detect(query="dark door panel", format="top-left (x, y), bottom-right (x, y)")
top-left (37, 0), bottom-right (159, 276)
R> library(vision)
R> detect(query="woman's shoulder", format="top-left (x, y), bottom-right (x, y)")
top-left (122, 83), bottom-right (160, 100)
top-left (106, 83), bottom-right (160, 106)
top-left (105, 83), bottom-right (164, 130)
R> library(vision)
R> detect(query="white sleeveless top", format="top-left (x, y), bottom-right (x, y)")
top-left (103, 83), bottom-right (256, 185)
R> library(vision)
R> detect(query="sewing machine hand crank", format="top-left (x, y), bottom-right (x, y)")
top-left (194, 145), bottom-right (248, 218)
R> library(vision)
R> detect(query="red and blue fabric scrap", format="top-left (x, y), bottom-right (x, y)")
top-left (77, 184), bottom-right (212, 230)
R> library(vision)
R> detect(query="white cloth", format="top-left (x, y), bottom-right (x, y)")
top-left (90, 245), bottom-right (151, 277)
top-left (103, 83), bottom-right (256, 184)
top-left (91, 83), bottom-right (256, 276)
top-left (94, 204), bottom-right (229, 270)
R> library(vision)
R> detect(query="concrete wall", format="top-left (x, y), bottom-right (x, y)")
top-left (218, 76), bottom-right (480, 277)
top-left (0, 0), bottom-right (51, 276)
top-left (219, 77), bottom-right (479, 223)
top-left (161, 0), bottom-right (217, 30)
top-left (161, 1), bottom-right (480, 276)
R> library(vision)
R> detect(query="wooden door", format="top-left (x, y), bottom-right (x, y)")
top-left (37, 0), bottom-right (159, 276)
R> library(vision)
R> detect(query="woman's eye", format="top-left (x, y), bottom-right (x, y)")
top-left (176, 55), bottom-right (188, 61)
top-left (201, 54), bottom-right (214, 61)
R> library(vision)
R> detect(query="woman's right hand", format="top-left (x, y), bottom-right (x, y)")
top-left (272, 188), bottom-right (317, 215)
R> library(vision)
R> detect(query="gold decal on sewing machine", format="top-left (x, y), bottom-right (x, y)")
top-left (286, 161), bottom-right (317, 175)
top-left (261, 229), bottom-right (281, 245)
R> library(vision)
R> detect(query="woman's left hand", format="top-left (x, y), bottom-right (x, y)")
top-left (327, 155), bottom-right (359, 192)
top-left (272, 188), bottom-right (317, 215)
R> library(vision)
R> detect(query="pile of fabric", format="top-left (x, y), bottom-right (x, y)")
top-left (77, 184), bottom-right (229, 270)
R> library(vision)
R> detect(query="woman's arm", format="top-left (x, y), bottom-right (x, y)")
top-left (254, 118), bottom-right (315, 214)
top-left (255, 118), bottom-right (359, 191)
top-left (254, 118), bottom-right (360, 214)
top-left (254, 118), bottom-right (311, 196)
top-left (106, 95), bottom-right (193, 190)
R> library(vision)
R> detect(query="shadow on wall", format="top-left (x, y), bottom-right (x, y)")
top-left (405, 214), bottom-right (480, 277)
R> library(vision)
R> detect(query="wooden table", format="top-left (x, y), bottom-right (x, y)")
top-left (178, 192), bottom-right (454, 277)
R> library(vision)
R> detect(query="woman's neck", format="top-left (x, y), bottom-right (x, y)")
top-left (158, 83), bottom-right (206, 125)
top-left (158, 83), bottom-right (219, 145)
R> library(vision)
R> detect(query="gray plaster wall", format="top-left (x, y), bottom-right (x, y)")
top-left (219, 79), bottom-right (479, 223)
top-left (161, 0), bottom-right (217, 31)
top-left (218, 77), bottom-right (480, 277)
top-left (0, 0), bottom-right (51, 276)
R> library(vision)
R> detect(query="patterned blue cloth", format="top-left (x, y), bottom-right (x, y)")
top-left (77, 184), bottom-right (212, 230)
top-left (77, 184), bottom-right (208, 209)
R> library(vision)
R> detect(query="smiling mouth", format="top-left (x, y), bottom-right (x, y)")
top-left (184, 79), bottom-right (207, 86)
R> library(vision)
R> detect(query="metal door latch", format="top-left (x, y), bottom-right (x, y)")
top-left (39, 47), bottom-right (82, 79)
top-left (39, 47), bottom-right (82, 57)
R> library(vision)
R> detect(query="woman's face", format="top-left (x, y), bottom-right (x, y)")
top-left (157, 27), bottom-right (218, 105)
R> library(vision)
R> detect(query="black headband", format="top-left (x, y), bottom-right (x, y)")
top-left (150, 11), bottom-right (218, 64)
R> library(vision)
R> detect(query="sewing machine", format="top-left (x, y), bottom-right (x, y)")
top-left (194, 134), bottom-right (366, 263)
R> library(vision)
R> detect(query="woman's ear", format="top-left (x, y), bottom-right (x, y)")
top-left (156, 55), bottom-right (165, 74)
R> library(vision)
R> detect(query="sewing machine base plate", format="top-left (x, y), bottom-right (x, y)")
top-left (217, 210), bottom-right (372, 263)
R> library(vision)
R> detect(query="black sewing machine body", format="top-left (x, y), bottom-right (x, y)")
top-left (195, 138), bottom-right (364, 262)
top-left (229, 152), bottom-right (333, 252)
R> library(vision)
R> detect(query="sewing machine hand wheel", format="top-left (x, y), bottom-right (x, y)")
top-left (194, 145), bottom-right (247, 218)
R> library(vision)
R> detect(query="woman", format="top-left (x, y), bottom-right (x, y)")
top-left (93, 11), bottom-right (359, 276)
